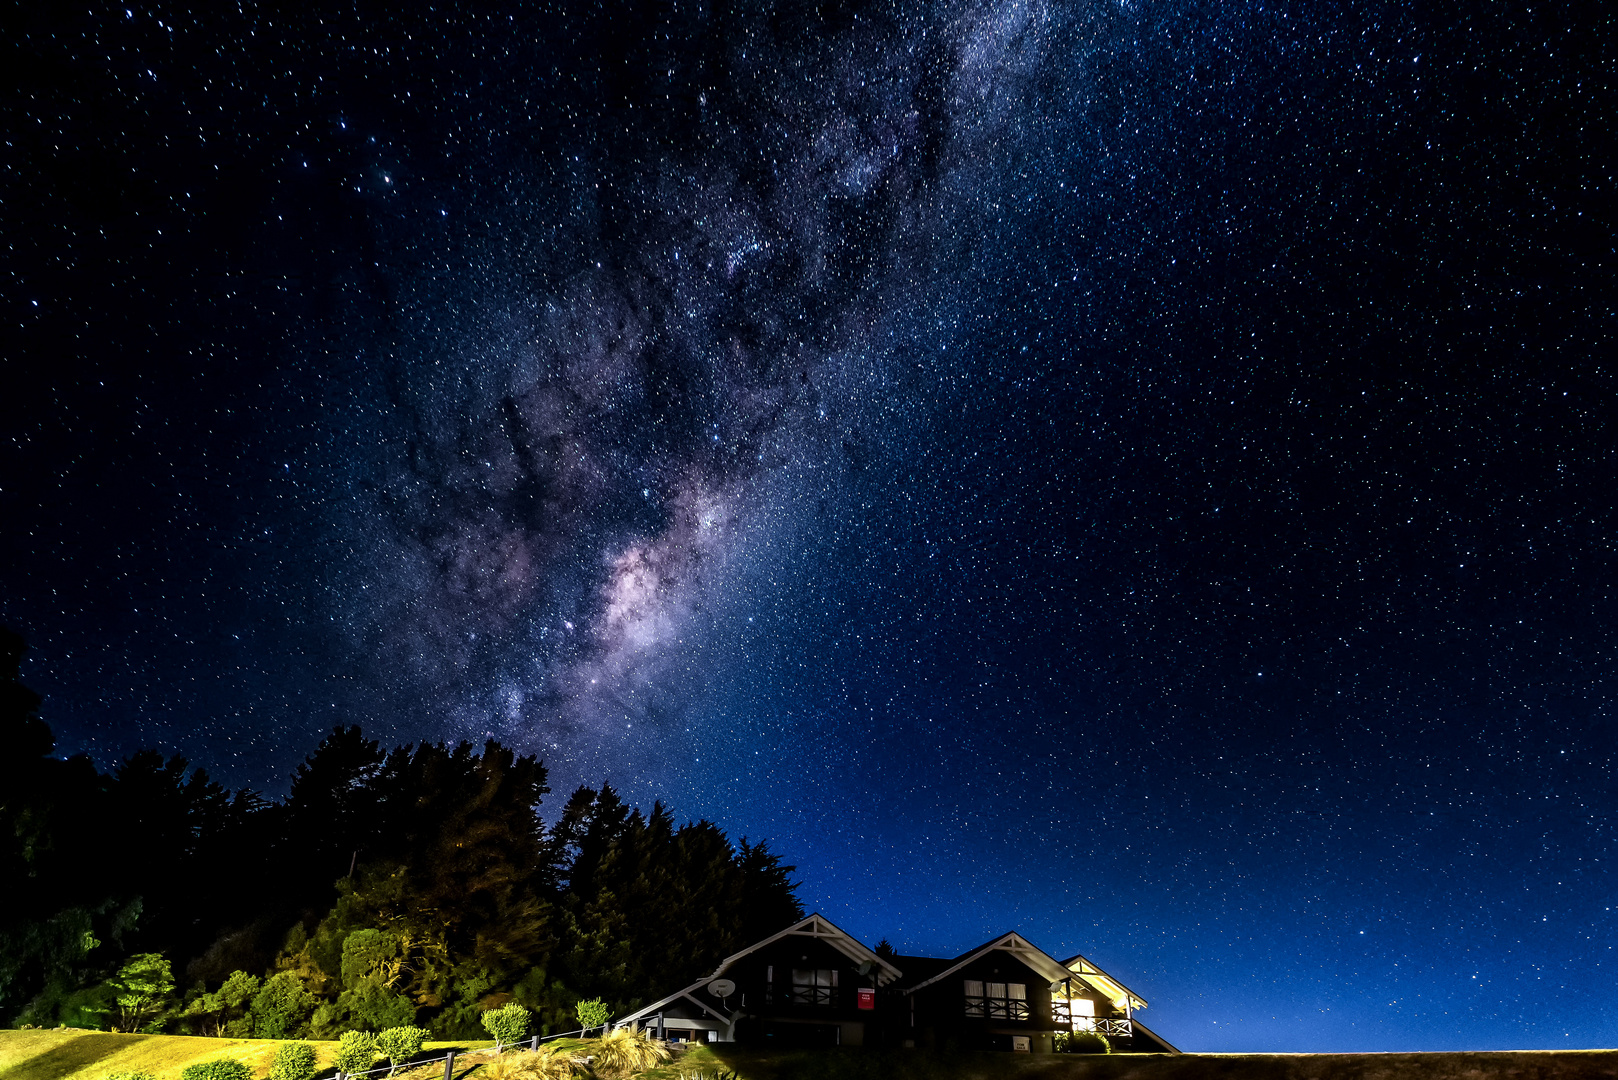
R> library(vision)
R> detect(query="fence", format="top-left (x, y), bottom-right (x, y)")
top-left (334, 1027), bottom-right (612, 1080)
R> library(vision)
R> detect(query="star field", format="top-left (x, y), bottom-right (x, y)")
top-left (3, 0), bottom-right (1613, 1053)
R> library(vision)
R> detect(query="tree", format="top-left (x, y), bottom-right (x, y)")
top-left (110, 952), bottom-right (175, 1032)
top-left (0, 630), bottom-right (127, 1025)
top-left (575, 998), bottom-right (609, 1033)
top-left (282, 726), bottom-right (386, 895)
top-left (481, 1002), bottom-right (531, 1051)
top-left (217, 969), bottom-right (261, 1035)
top-left (376, 1026), bottom-right (430, 1076)
top-left (183, 969), bottom-right (261, 1036)
top-left (251, 971), bottom-right (316, 1038)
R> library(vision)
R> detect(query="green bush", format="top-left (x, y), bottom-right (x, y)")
top-left (1054, 1029), bottom-right (1111, 1054)
top-left (334, 1030), bottom-right (378, 1077)
top-left (269, 1041), bottom-right (319, 1080)
top-left (376, 1026), bottom-right (430, 1073)
top-left (180, 1060), bottom-right (253, 1080)
top-left (481, 1002), bottom-right (531, 1050)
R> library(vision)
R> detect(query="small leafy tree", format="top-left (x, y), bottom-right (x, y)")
top-left (481, 1002), bottom-right (531, 1052)
top-left (334, 1031), bottom-right (378, 1077)
top-left (268, 1041), bottom-right (318, 1080)
top-left (179, 1061), bottom-right (252, 1080)
top-left (376, 1026), bottom-right (430, 1076)
top-left (110, 953), bottom-right (175, 1033)
top-left (575, 998), bottom-right (609, 1034)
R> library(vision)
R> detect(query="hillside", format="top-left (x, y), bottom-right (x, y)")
top-left (0, 1031), bottom-right (496, 1080)
top-left (4, 1032), bottom-right (1615, 1080)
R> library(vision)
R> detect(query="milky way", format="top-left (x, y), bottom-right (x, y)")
top-left (311, 1), bottom-right (1068, 779)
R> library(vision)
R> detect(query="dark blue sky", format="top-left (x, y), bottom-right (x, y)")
top-left (3, 0), bottom-right (1612, 1052)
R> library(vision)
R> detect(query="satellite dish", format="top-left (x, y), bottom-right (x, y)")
top-left (707, 978), bottom-right (737, 999)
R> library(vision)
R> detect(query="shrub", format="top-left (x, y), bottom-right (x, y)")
top-left (334, 1030), bottom-right (378, 1077)
top-left (575, 998), bottom-right (609, 1033)
top-left (481, 1002), bottom-right (532, 1051)
top-left (269, 1041), bottom-right (318, 1080)
top-left (1054, 1029), bottom-right (1111, 1054)
top-left (590, 1028), bottom-right (670, 1079)
top-left (180, 1061), bottom-right (253, 1080)
top-left (376, 1026), bottom-right (430, 1075)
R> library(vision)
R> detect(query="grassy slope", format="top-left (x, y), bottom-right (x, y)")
top-left (0, 1031), bottom-right (497, 1080)
top-left (4, 1033), bottom-right (1616, 1080)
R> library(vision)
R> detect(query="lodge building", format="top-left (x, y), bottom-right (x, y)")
top-left (613, 913), bottom-right (1178, 1054)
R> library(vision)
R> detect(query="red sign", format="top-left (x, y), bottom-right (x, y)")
top-left (857, 988), bottom-right (876, 1010)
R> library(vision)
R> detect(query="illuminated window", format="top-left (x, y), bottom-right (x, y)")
top-left (964, 979), bottom-right (1028, 1020)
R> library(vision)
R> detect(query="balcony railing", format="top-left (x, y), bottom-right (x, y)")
top-left (788, 985), bottom-right (836, 1007)
top-left (1052, 1002), bottom-right (1132, 1036)
top-left (965, 995), bottom-right (1031, 1021)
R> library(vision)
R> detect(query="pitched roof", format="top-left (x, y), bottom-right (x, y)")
top-left (710, 912), bottom-right (904, 986)
top-left (1058, 953), bottom-right (1148, 1012)
top-left (900, 931), bottom-right (1074, 993)
top-left (615, 913), bottom-right (902, 1027)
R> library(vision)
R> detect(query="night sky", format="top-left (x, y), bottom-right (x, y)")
top-left (3, 0), bottom-right (1613, 1054)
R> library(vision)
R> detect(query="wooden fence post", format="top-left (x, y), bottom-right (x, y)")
top-left (442, 1052), bottom-right (455, 1080)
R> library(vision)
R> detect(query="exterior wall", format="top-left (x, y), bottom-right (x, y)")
top-left (908, 953), bottom-right (1062, 1053)
top-left (723, 934), bottom-right (883, 1046)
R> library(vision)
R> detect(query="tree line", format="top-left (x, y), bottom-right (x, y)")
top-left (0, 628), bottom-right (804, 1037)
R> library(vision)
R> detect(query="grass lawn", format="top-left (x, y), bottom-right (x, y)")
top-left (3, 1032), bottom-right (1614, 1080)
top-left (0, 1031), bottom-right (498, 1080)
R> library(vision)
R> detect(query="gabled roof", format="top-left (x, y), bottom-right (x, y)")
top-left (615, 913), bottom-right (902, 1027)
top-left (614, 984), bottom-right (734, 1028)
top-left (1058, 953), bottom-right (1148, 1012)
top-left (900, 931), bottom-right (1074, 993)
top-left (710, 912), bottom-right (904, 986)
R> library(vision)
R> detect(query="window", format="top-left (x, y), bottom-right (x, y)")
top-left (964, 979), bottom-right (1029, 1020)
top-left (791, 968), bottom-right (838, 1007)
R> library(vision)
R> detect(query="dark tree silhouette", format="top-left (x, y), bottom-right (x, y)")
top-left (0, 635), bottom-right (805, 1034)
